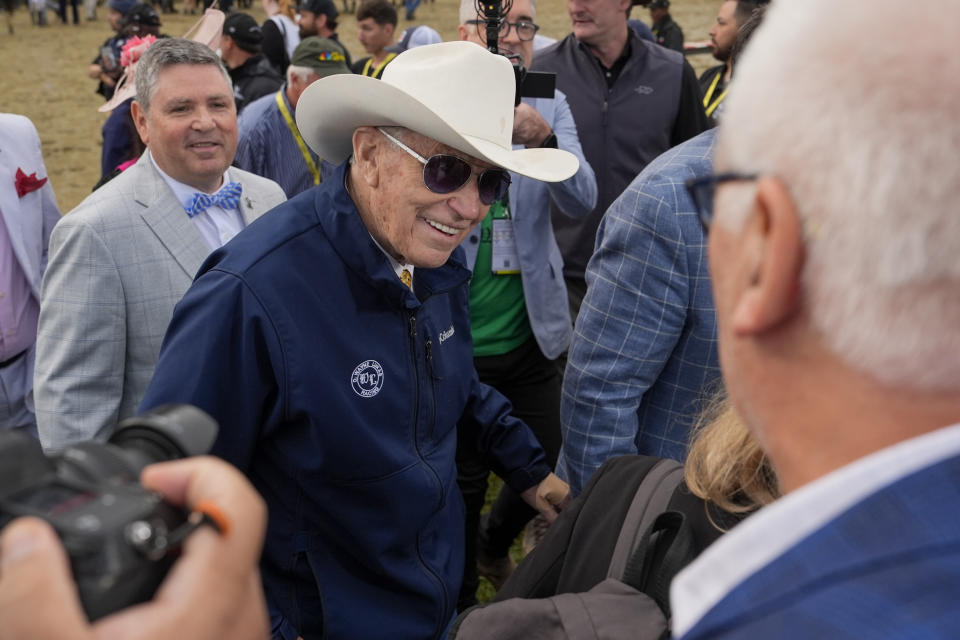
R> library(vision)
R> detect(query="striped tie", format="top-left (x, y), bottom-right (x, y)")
top-left (185, 181), bottom-right (242, 218)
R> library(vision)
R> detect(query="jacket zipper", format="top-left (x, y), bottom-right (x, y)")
top-left (405, 311), bottom-right (449, 634)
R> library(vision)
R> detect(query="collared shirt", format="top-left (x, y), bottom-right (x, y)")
top-left (369, 232), bottom-right (414, 287)
top-left (0, 210), bottom-right (39, 361)
top-left (671, 420), bottom-right (960, 637)
top-left (149, 151), bottom-right (245, 251)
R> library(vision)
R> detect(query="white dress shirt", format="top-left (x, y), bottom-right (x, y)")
top-left (369, 233), bottom-right (415, 287)
top-left (671, 421), bottom-right (960, 637)
top-left (149, 151), bottom-right (246, 251)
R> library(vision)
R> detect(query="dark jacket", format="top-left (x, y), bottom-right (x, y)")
top-left (531, 31), bottom-right (709, 281)
top-left (229, 53), bottom-right (283, 114)
top-left (652, 13), bottom-right (684, 53)
top-left (140, 163), bottom-right (551, 640)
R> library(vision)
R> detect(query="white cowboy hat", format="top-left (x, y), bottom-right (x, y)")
top-left (294, 41), bottom-right (579, 182)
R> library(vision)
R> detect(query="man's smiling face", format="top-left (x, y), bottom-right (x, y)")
top-left (133, 63), bottom-right (238, 193)
top-left (365, 128), bottom-right (491, 268)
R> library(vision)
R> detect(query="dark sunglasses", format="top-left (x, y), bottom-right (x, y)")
top-left (685, 172), bottom-right (758, 230)
top-left (378, 128), bottom-right (511, 205)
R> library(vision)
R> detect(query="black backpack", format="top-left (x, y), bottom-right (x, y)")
top-left (448, 457), bottom-right (697, 640)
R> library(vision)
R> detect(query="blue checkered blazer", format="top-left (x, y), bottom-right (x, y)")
top-left (679, 452), bottom-right (960, 639)
top-left (558, 129), bottom-right (721, 494)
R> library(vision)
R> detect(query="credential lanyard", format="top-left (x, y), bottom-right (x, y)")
top-left (361, 52), bottom-right (397, 79)
top-left (275, 91), bottom-right (321, 185)
top-left (702, 72), bottom-right (729, 118)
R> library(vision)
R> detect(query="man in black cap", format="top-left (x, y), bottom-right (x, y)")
top-left (649, 0), bottom-right (683, 52)
top-left (121, 3), bottom-right (161, 37)
top-left (222, 12), bottom-right (284, 113)
top-left (299, 0), bottom-right (353, 67)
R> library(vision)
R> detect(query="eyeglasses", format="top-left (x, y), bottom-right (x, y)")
top-left (685, 172), bottom-right (758, 230)
top-left (466, 18), bottom-right (540, 42)
top-left (377, 128), bottom-right (511, 206)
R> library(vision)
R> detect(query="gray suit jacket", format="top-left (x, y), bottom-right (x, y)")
top-left (34, 153), bottom-right (286, 450)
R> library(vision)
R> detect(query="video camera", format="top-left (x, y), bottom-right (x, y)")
top-left (0, 405), bottom-right (219, 621)
top-left (473, 0), bottom-right (556, 104)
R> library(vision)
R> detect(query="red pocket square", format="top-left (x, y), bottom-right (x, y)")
top-left (15, 168), bottom-right (48, 198)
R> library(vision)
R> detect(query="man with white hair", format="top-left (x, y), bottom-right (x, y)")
top-left (140, 42), bottom-right (573, 640)
top-left (235, 36), bottom-right (351, 196)
top-left (670, 0), bottom-right (960, 637)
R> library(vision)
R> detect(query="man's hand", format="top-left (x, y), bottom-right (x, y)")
top-left (0, 457), bottom-right (269, 640)
top-left (512, 102), bottom-right (553, 148)
top-left (520, 472), bottom-right (571, 523)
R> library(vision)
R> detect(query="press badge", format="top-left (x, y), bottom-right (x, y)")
top-left (491, 218), bottom-right (521, 274)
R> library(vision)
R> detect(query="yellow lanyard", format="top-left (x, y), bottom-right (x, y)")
top-left (275, 91), bottom-right (321, 185)
top-left (361, 52), bottom-right (397, 79)
top-left (702, 71), bottom-right (729, 118)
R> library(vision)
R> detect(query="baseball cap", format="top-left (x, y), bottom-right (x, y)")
top-left (123, 3), bottom-right (161, 28)
top-left (291, 37), bottom-right (351, 77)
top-left (107, 0), bottom-right (136, 14)
top-left (223, 12), bottom-right (263, 53)
top-left (299, 0), bottom-right (338, 18)
top-left (647, 0), bottom-right (670, 8)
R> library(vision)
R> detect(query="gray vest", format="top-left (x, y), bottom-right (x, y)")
top-left (533, 31), bottom-right (684, 279)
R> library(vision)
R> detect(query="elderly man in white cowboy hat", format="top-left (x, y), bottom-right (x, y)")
top-left (139, 41), bottom-right (574, 640)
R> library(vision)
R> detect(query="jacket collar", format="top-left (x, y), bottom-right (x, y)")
top-left (313, 162), bottom-right (471, 310)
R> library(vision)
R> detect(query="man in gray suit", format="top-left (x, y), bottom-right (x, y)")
top-left (34, 38), bottom-right (286, 450)
top-left (0, 113), bottom-right (61, 438)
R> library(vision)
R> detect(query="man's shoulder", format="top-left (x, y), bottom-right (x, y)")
top-left (0, 113), bottom-right (36, 139)
top-left (631, 129), bottom-right (716, 192)
top-left (203, 188), bottom-right (325, 279)
top-left (686, 452), bottom-right (960, 639)
top-left (60, 161), bottom-right (157, 229)
top-left (530, 33), bottom-right (577, 69)
top-left (351, 57), bottom-right (372, 74)
top-left (232, 166), bottom-right (285, 198)
top-left (238, 91), bottom-right (280, 132)
top-left (699, 63), bottom-right (725, 83)
top-left (633, 34), bottom-right (684, 67)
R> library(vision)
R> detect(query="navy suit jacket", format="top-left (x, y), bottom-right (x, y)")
top-left (680, 452), bottom-right (960, 639)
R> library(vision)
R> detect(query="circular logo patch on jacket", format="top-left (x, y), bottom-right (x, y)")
top-left (351, 360), bottom-right (384, 398)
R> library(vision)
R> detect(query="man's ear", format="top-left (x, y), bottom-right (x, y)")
top-left (732, 176), bottom-right (804, 335)
top-left (351, 126), bottom-right (381, 188)
top-left (130, 100), bottom-right (150, 147)
top-left (456, 24), bottom-right (469, 41)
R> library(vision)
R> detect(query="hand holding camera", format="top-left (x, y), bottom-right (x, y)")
top-left (0, 407), bottom-right (269, 640)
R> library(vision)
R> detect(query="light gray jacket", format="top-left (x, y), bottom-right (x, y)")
top-left (34, 152), bottom-right (286, 450)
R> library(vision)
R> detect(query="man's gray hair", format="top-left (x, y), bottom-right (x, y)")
top-left (458, 0), bottom-right (535, 29)
top-left (286, 64), bottom-right (319, 85)
top-left (715, 0), bottom-right (960, 390)
top-left (135, 38), bottom-right (230, 112)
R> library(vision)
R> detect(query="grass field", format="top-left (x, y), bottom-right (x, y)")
top-left (0, 0), bottom-right (721, 212)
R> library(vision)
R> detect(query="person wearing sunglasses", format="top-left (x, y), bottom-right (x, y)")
top-left (138, 41), bottom-right (577, 640)
top-left (454, 0), bottom-right (597, 610)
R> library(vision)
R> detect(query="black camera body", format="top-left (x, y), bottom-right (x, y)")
top-left (0, 405), bottom-right (218, 621)
top-left (475, 0), bottom-right (556, 104)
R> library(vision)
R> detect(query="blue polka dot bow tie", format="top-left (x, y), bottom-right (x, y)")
top-left (185, 181), bottom-right (243, 218)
